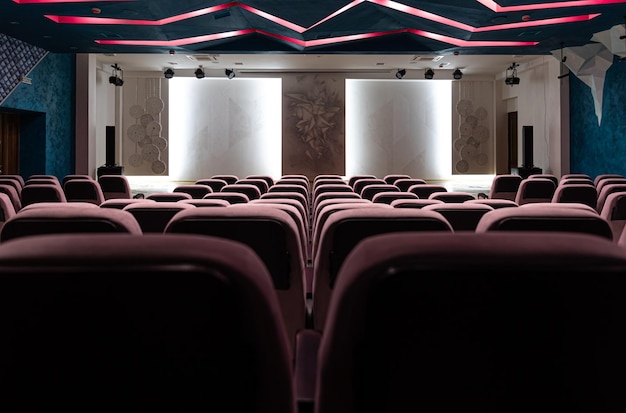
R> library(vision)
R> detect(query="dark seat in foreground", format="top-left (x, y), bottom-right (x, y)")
top-left (314, 231), bottom-right (626, 413)
top-left (0, 233), bottom-right (295, 413)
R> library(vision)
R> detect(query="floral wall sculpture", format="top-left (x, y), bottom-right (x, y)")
top-left (282, 74), bottom-right (345, 179)
top-left (121, 77), bottom-right (169, 175)
top-left (451, 81), bottom-right (494, 174)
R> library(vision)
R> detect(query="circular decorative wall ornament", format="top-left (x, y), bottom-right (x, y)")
top-left (455, 159), bottom-right (469, 173)
top-left (475, 153), bottom-right (489, 166)
top-left (465, 115), bottom-right (478, 129)
top-left (459, 122), bottom-right (473, 137)
top-left (151, 160), bottom-right (166, 174)
top-left (126, 124), bottom-right (145, 143)
top-left (456, 99), bottom-right (473, 117)
top-left (475, 106), bottom-right (488, 120)
top-left (141, 143), bottom-right (160, 162)
top-left (145, 96), bottom-right (164, 115)
top-left (140, 113), bottom-right (155, 127)
top-left (129, 105), bottom-right (144, 119)
top-left (153, 136), bottom-right (168, 151)
top-left (128, 153), bottom-right (143, 167)
top-left (145, 121), bottom-right (162, 137)
top-left (454, 138), bottom-right (466, 152)
top-left (474, 125), bottom-right (489, 142)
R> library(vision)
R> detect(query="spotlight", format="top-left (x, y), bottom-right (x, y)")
top-left (505, 62), bottom-right (520, 86)
top-left (395, 69), bottom-right (406, 79)
top-left (164, 68), bottom-right (175, 79)
top-left (194, 66), bottom-right (205, 79)
top-left (452, 69), bottom-right (463, 80)
top-left (424, 68), bottom-right (435, 79)
top-left (225, 68), bottom-right (235, 79)
top-left (108, 63), bottom-right (124, 87)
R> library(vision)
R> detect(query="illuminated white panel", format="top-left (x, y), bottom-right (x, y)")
top-left (346, 79), bottom-right (452, 180)
top-left (169, 77), bottom-right (281, 181)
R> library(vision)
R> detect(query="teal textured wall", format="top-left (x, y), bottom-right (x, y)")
top-left (570, 56), bottom-right (626, 178)
top-left (1, 52), bottom-right (75, 178)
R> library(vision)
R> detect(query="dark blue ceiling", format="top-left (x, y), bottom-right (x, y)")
top-left (2, 0), bottom-right (626, 57)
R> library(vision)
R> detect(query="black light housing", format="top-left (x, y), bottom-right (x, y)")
top-left (395, 69), bottom-right (406, 79)
top-left (194, 66), bottom-right (205, 79)
top-left (424, 68), bottom-right (435, 79)
top-left (505, 62), bottom-right (520, 86)
top-left (452, 68), bottom-right (463, 80)
top-left (225, 68), bottom-right (236, 79)
top-left (164, 68), bottom-right (175, 79)
top-left (108, 63), bottom-right (124, 86)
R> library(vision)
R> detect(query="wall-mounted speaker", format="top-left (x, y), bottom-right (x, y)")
top-left (105, 125), bottom-right (116, 167)
top-left (522, 125), bottom-right (533, 168)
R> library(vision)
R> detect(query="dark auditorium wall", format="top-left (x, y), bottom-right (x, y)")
top-left (570, 56), bottom-right (626, 178)
top-left (0, 43), bottom-right (75, 179)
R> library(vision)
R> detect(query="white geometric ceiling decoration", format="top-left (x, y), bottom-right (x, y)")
top-left (552, 41), bottom-right (615, 126)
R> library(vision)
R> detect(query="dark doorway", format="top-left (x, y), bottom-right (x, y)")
top-left (0, 113), bottom-right (20, 174)
top-left (507, 111), bottom-right (518, 171)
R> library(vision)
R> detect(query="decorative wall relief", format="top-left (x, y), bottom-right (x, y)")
top-left (282, 74), bottom-right (345, 179)
top-left (122, 77), bottom-right (169, 175)
top-left (452, 81), bottom-right (494, 174)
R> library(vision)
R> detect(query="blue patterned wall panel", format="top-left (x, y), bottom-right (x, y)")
top-left (0, 34), bottom-right (75, 178)
top-left (0, 34), bottom-right (47, 104)
top-left (570, 56), bottom-right (626, 178)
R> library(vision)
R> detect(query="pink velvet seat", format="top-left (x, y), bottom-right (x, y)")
top-left (0, 233), bottom-right (296, 413)
top-left (316, 231), bottom-right (626, 413)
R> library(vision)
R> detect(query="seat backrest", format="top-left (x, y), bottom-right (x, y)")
top-left (236, 178), bottom-right (270, 194)
top-left (316, 231), bottom-right (626, 413)
top-left (98, 175), bottom-right (133, 200)
top-left (560, 173), bottom-right (591, 182)
top-left (489, 174), bottom-right (522, 201)
top-left (0, 174), bottom-right (25, 189)
top-left (63, 179), bottom-right (106, 205)
top-left (210, 174), bottom-right (239, 184)
top-left (393, 178), bottom-right (427, 192)
top-left (0, 178), bottom-right (23, 196)
top-left (178, 198), bottom-right (231, 208)
top-left (475, 204), bottom-right (613, 240)
top-left (221, 184), bottom-right (262, 200)
top-left (383, 174), bottom-right (411, 185)
top-left (0, 183), bottom-right (22, 211)
top-left (596, 184), bottom-right (626, 213)
top-left (123, 202), bottom-right (195, 233)
top-left (62, 174), bottom-right (94, 186)
top-left (551, 184), bottom-right (598, 209)
top-left (20, 183), bottom-right (67, 207)
top-left (173, 184), bottom-right (213, 199)
top-left (600, 191), bottom-right (626, 241)
top-left (359, 184), bottom-right (399, 201)
top-left (0, 192), bottom-right (16, 232)
top-left (203, 192), bottom-right (250, 204)
top-left (312, 183), bottom-right (353, 203)
top-left (312, 198), bottom-right (371, 232)
top-left (195, 178), bottom-right (228, 192)
top-left (164, 205), bottom-right (306, 356)
top-left (0, 233), bottom-right (296, 413)
top-left (428, 191), bottom-right (475, 203)
top-left (372, 191), bottom-right (418, 204)
top-left (312, 207), bottom-right (453, 330)
top-left (422, 202), bottom-right (494, 231)
top-left (275, 178), bottom-right (310, 191)
top-left (407, 184), bottom-right (448, 199)
top-left (528, 173), bottom-right (558, 186)
top-left (313, 192), bottom-right (362, 216)
top-left (0, 206), bottom-right (142, 242)
top-left (353, 178), bottom-right (385, 195)
top-left (347, 175), bottom-right (376, 188)
top-left (595, 178), bottom-right (626, 195)
top-left (146, 192), bottom-right (193, 202)
top-left (99, 198), bottom-right (157, 209)
top-left (261, 191), bottom-right (308, 213)
top-left (594, 173), bottom-right (624, 187)
top-left (389, 199), bottom-right (444, 209)
top-left (246, 174), bottom-right (275, 189)
top-left (514, 178), bottom-right (556, 205)
top-left (464, 198), bottom-right (519, 209)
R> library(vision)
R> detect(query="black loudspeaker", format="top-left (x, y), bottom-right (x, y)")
top-left (522, 125), bottom-right (533, 168)
top-left (106, 125), bottom-right (116, 167)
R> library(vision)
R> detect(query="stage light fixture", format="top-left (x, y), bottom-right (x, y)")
top-left (108, 63), bottom-right (124, 87)
top-left (225, 68), bottom-right (236, 79)
top-left (395, 69), bottom-right (406, 79)
top-left (452, 69), bottom-right (463, 80)
top-left (505, 62), bottom-right (520, 86)
top-left (164, 68), bottom-right (175, 79)
top-left (424, 68), bottom-right (435, 79)
top-left (194, 66), bottom-right (205, 79)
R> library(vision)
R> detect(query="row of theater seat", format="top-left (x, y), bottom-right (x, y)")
top-left (2, 172), bottom-right (626, 411)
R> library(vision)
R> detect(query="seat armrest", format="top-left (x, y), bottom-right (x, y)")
top-left (294, 329), bottom-right (321, 413)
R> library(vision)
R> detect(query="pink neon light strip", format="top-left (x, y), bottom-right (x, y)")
top-left (13, 0), bottom-right (129, 3)
top-left (95, 28), bottom-right (538, 48)
top-left (477, 0), bottom-right (626, 12)
top-left (42, 0), bottom-right (607, 36)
